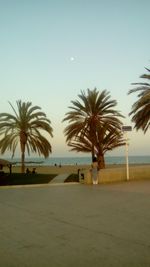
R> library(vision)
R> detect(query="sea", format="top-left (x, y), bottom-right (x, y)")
top-left (6, 155), bottom-right (150, 166)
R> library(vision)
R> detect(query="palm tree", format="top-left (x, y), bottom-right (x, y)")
top-left (128, 67), bottom-right (150, 133)
top-left (0, 100), bottom-right (53, 173)
top-left (63, 88), bottom-right (124, 168)
top-left (67, 125), bottom-right (125, 168)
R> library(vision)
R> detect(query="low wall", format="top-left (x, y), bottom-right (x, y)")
top-left (83, 165), bottom-right (150, 184)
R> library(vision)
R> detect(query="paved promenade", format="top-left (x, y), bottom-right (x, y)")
top-left (49, 173), bottom-right (70, 184)
top-left (0, 181), bottom-right (150, 267)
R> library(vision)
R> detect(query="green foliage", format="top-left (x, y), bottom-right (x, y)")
top-left (64, 173), bottom-right (79, 183)
top-left (0, 173), bottom-right (56, 186)
top-left (129, 67), bottom-right (150, 133)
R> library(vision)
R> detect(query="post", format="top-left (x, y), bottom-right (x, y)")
top-left (122, 126), bottom-right (132, 181)
top-left (125, 132), bottom-right (129, 181)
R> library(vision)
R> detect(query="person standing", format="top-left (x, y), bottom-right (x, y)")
top-left (91, 156), bottom-right (99, 184)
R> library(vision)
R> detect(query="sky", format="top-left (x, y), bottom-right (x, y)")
top-left (0, 0), bottom-right (149, 158)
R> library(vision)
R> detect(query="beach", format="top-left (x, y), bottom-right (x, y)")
top-left (2, 163), bottom-right (150, 186)
top-left (6, 163), bottom-right (130, 175)
top-left (10, 164), bottom-right (89, 175)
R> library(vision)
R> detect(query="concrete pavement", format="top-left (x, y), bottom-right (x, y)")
top-left (49, 173), bottom-right (70, 184)
top-left (0, 181), bottom-right (150, 266)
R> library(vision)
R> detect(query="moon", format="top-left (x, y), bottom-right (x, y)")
top-left (70, 57), bottom-right (75, 61)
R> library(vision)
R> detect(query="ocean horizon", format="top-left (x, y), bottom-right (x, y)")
top-left (5, 155), bottom-right (150, 166)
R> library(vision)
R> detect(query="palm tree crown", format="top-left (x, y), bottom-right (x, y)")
top-left (0, 100), bottom-right (53, 173)
top-left (128, 67), bottom-right (150, 133)
top-left (63, 88), bottom-right (124, 168)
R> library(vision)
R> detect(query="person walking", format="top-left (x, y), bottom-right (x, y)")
top-left (91, 156), bottom-right (98, 184)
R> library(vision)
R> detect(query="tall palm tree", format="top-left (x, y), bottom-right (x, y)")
top-left (63, 88), bottom-right (124, 168)
top-left (0, 100), bottom-right (53, 173)
top-left (128, 67), bottom-right (150, 133)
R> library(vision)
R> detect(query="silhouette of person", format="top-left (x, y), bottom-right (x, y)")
top-left (32, 168), bottom-right (36, 174)
top-left (91, 157), bottom-right (98, 184)
top-left (26, 168), bottom-right (30, 174)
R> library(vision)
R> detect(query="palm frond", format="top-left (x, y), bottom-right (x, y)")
top-left (63, 88), bottom-right (124, 167)
top-left (0, 100), bottom-right (53, 172)
top-left (128, 67), bottom-right (150, 133)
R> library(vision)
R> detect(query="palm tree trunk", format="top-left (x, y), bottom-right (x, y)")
top-left (97, 153), bottom-right (105, 169)
top-left (21, 151), bottom-right (25, 173)
top-left (20, 132), bottom-right (27, 173)
top-left (20, 140), bottom-right (25, 173)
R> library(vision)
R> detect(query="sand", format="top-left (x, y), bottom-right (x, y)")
top-left (5, 163), bottom-right (150, 175)
top-left (10, 164), bottom-right (89, 174)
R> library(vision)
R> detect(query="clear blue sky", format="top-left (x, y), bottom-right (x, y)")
top-left (0, 0), bottom-right (149, 157)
